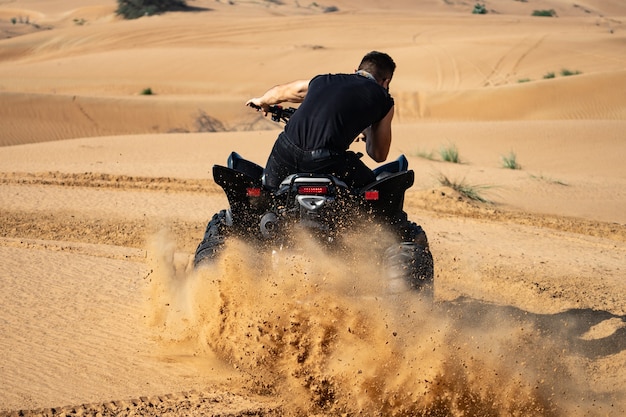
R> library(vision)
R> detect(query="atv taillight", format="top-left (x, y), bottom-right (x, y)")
top-left (298, 185), bottom-right (329, 195)
top-left (246, 187), bottom-right (262, 197)
top-left (364, 190), bottom-right (379, 201)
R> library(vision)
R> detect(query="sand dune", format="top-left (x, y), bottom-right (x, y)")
top-left (1, 0), bottom-right (625, 416)
top-left (1, 1), bottom-right (625, 145)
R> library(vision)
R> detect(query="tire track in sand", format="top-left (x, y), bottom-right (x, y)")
top-left (0, 389), bottom-right (280, 417)
top-left (0, 171), bottom-right (222, 194)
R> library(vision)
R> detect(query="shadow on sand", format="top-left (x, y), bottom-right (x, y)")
top-left (437, 297), bottom-right (626, 359)
top-left (172, 5), bottom-right (214, 13)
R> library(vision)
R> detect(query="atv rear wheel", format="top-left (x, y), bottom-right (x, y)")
top-left (384, 222), bottom-right (434, 294)
top-left (194, 209), bottom-right (232, 267)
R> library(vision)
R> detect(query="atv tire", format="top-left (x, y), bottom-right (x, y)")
top-left (194, 209), bottom-right (232, 267)
top-left (384, 222), bottom-right (434, 294)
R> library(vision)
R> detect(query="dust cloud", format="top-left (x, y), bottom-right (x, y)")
top-left (144, 229), bottom-right (607, 417)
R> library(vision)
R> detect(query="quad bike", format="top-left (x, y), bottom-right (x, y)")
top-left (194, 105), bottom-right (434, 294)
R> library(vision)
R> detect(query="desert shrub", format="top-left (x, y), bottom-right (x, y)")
top-left (543, 71), bottom-right (556, 79)
top-left (323, 6), bottom-right (339, 13)
top-left (518, 78), bottom-right (531, 83)
top-left (140, 87), bottom-right (154, 95)
top-left (561, 68), bottom-right (581, 76)
top-left (472, 3), bottom-right (487, 14)
top-left (116, 0), bottom-right (188, 20)
top-left (532, 9), bottom-right (556, 17)
top-left (501, 151), bottom-right (521, 170)
top-left (439, 144), bottom-right (461, 163)
top-left (438, 173), bottom-right (490, 203)
top-left (413, 149), bottom-right (436, 161)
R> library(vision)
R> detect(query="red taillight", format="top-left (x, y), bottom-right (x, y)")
top-left (298, 185), bottom-right (329, 195)
top-left (364, 190), bottom-right (379, 201)
top-left (246, 187), bottom-right (262, 197)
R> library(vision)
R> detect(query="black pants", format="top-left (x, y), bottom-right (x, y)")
top-left (263, 132), bottom-right (376, 190)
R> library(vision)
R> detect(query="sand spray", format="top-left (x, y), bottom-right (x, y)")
top-left (143, 229), bottom-right (609, 416)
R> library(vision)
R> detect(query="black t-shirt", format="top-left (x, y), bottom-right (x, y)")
top-left (284, 73), bottom-right (394, 152)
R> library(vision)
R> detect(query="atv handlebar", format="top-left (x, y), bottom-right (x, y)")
top-left (248, 103), bottom-right (296, 123)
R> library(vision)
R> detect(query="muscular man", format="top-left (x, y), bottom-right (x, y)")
top-left (246, 51), bottom-right (396, 190)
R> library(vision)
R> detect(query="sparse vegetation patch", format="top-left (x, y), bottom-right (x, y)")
top-left (530, 174), bottom-right (568, 186)
top-left (532, 9), bottom-right (557, 17)
top-left (472, 3), bottom-right (487, 14)
top-left (501, 151), bottom-right (521, 170)
top-left (439, 143), bottom-right (461, 164)
top-left (116, 0), bottom-right (189, 20)
top-left (561, 68), bottom-right (581, 76)
top-left (437, 173), bottom-right (491, 203)
top-left (414, 149), bottom-right (437, 161)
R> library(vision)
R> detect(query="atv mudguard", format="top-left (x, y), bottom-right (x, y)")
top-left (212, 153), bottom-right (268, 229)
top-left (360, 170), bottom-right (414, 220)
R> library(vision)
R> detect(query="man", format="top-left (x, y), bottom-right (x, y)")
top-left (246, 51), bottom-right (396, 190)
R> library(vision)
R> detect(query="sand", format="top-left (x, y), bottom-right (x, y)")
top-left (1, 0), bottom-right (625, 415)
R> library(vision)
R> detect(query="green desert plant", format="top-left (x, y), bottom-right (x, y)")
top-left (561, 68), bottom-right (582, 76)
top-left (543, 71), bottom-right (556, 79)
top-left (413, 149), bottom-right (437, 161)
top-left (472, 3), bottom-right (488, 14)
top-left (532, 9), bottom-right (556, 17)
top-left (518, 78), bottom-right (532, 83)
top-left (116, 0), bottom-right (188, 20)
top-left (530, 174), bottom-right (568, 186)
top-left (140, 87), bottom-right (154, 95)
top-left (439, 143), bottom-right (461, 163)
top-left (501, 151), bottom-right (521, 170)
top-left (437, 173), bottom-right (490, 203)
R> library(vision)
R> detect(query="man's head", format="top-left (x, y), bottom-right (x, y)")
top-left (358, 51), bottom-right (396, 88)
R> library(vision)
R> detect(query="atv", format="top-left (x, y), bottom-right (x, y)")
top-left (194, 105), bottom-right (433, 294)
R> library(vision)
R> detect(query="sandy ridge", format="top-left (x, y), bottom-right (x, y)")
top-left (0, 171), bottom-right (222, 194)
top-left (0, 389), bottom-right (280, 417)
top-left (0, 236), bottom-right (146, 261)
top-left (407, 188), bottom-right (626, 243)
top-left (0, 209), bottom-right (203, 251)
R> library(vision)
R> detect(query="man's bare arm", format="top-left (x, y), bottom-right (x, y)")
top-left (246, 79), bottom-right (310, 111)
top-left (365, 105), bottom-right (394, 162)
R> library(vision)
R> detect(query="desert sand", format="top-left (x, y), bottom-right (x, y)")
top-left (1, 0), bottom-right (625, 415)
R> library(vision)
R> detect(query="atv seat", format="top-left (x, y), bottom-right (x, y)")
top-left (373, 155), bottom-right (409, 180)
top-left (228, 152), bottom-right (264, 181)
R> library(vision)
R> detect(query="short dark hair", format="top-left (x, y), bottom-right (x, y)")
top-left (358, 51), bottom-right (396, 83)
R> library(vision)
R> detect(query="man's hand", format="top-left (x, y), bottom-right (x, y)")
top-left (355, 126), bottom-right (372, 142)
top-left (246, 99), bottom-right (270, 115)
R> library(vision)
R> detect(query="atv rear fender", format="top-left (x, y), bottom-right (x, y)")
top-left (360, 170), bottom-right (414, 219)
top-left (212, 161), bottom-right (267, 228)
